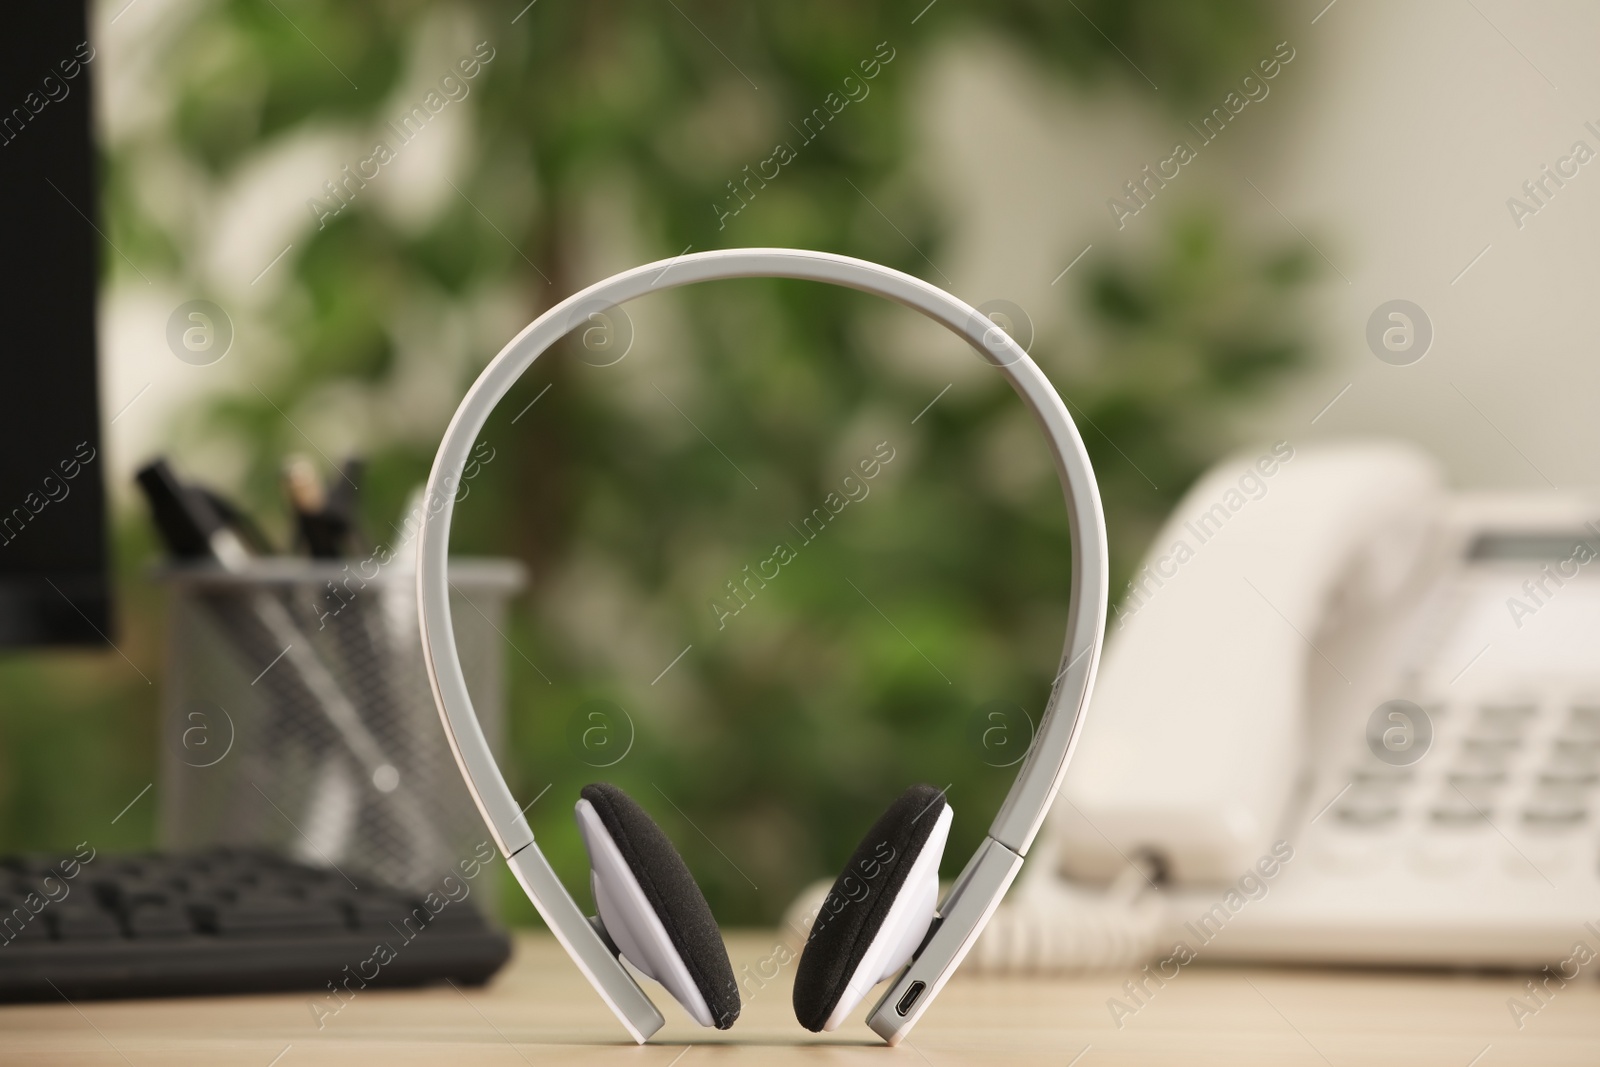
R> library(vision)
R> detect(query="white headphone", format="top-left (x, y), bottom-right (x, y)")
top-left (417, 248), bottom-right (1108, 1044)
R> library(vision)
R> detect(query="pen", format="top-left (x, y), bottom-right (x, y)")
top-left (137, 458), bottom-right (446, 876)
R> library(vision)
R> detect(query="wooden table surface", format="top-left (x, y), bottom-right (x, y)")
top-left (4, 932), bottom-right (1598, 1065)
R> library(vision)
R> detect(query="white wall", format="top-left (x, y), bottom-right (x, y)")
top-left (920, 0), bottom-right (1600, 494)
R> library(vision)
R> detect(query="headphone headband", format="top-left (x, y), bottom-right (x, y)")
top-left (416, 248), bottom-right (1107, 1043)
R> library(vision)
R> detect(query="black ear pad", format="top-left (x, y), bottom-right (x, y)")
top-left (793, 784), bottom-right (948, 1032)
top-left (579, 783), bottom-right (740, 1029)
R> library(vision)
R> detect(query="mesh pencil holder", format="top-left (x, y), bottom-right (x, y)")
top-left (156, 558), bottom-right (524, 896)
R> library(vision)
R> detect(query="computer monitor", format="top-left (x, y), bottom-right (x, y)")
top-left (0, 0), bottom-right (111, 646)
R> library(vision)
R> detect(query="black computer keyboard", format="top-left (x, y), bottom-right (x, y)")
top-left (0, 848), bottom-right (511, 1001)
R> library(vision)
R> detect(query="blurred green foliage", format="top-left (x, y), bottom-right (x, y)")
top-left (0, 0), bottom-right (1318, 926)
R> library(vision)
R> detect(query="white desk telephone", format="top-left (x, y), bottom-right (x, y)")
top-left (977, 440), bottom-right (1600, 972)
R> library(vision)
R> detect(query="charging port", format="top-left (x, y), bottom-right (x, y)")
top-left (895, 980), bottom-right (927, 1016)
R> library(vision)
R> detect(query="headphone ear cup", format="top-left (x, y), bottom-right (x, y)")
top-left (793, 785), bottom-right (953, 1032)
top-left (575, 784), bottom-right (740, 1029)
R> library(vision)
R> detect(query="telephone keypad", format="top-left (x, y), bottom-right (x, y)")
top-left (1333, 697), bottom-right (1599, 842)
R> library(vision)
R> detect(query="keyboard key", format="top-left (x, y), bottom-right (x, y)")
top-left (1549, 740), bottom-right (1600, 776)
top-left (51, 906), bottom-right (123, 941)
top-left (0, 903), bottom-right (50, 943)
top-left (126, 904), bottom-right (194, 938)
top-left (1429, 805), bottom-right (1493, 826)
top-left (1476, 704), bottom-right (1535, 736)
top-left (1462, 736), bottom-right (1521, 754)
top-left (1446, 771), bottom-right (1507, 788)
top-left (1351, 764), bottom-right (1414, 785)
top-left (1539, 769), bottom-right (1599, 787)
top-left (349, 896), bottom-right (432, 932)
top-left (1522, 807), bottom-right (1587, 828)
top-left (1535, 781), bottom-right (1588, 802)
top-left (1446, 781), bottom-right (1499, 808)
top-left (1334, 804), bottom-right (1400, 827)
top-left (211, 898), bottom-right (345, 937)
top-left (425, 901), bottom-right (483, 930)
top-left (1525, 782), bottom-right (1589, 822)
top-left (1567, 706), bottom-right (1600, 736)
top-left (1454, 745), bottom-right (1517, 775)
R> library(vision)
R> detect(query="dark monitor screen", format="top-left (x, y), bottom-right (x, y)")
top-left (0, 1), bottom-right (111, 646)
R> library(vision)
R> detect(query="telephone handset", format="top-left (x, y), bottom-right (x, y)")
top-left (1055, 442), bottom-right (1441, 884)
top-left (1003, 440), bottom-right (1600, 970)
